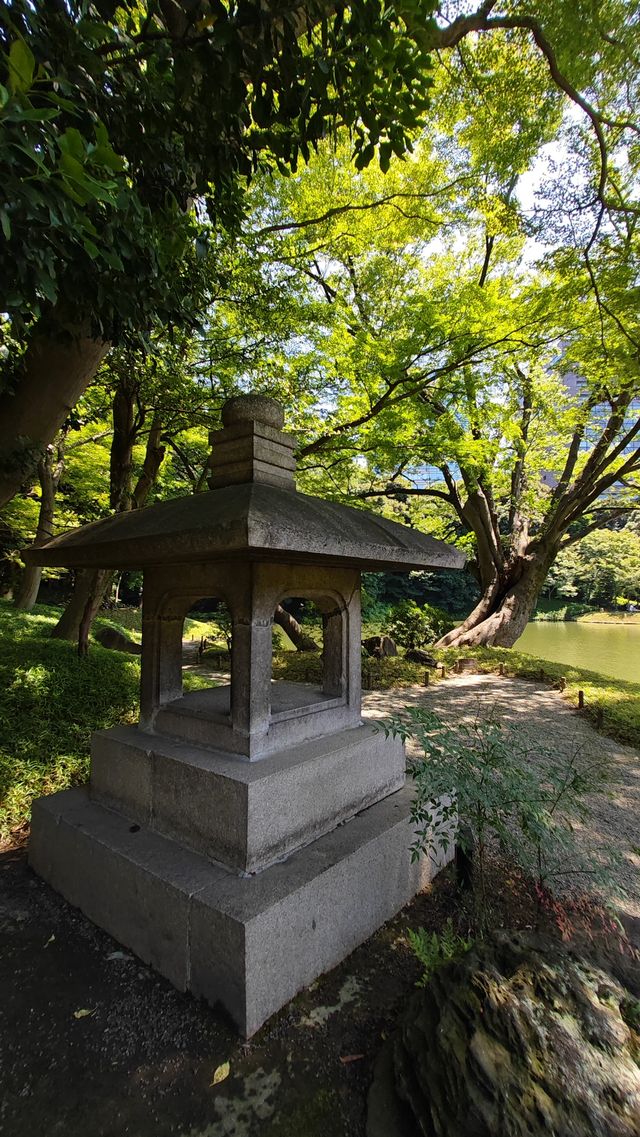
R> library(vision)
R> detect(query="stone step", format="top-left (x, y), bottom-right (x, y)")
top-left (90, 721), bottom-right (405, 873)
top-left (29, 784), bottom-right (449, 1037)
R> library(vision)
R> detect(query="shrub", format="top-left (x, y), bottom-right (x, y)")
top-left (385, 600), bottom-right (453, 650)
top-left (407, 920), bottom-right (473, 986)
top-left (533, 603), bottom-right (595, 622)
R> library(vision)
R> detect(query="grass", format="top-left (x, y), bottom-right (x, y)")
top-left (578, 610), bottom-right (640, 625)
top-left (532, 598), bottom-right (640, 625)
top-left (96, 606), bottom-right (224, 644)
top-left (0, 601), bottom-right (140, 841)
top-left (0, 600), bottom-right (215, 841)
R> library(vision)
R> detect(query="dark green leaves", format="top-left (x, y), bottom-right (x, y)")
top-left (0, 0), bottom-right (441, 343)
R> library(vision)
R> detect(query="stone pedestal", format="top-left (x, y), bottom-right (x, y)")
top-left (31, 780), bottom-right (445, 1037)
top-left (29, 696), bottom-right (451, 1036)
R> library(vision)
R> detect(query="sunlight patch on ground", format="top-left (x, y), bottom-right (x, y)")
top-left (181, 1068), bottom-right (281, 1137)
top-left (298, 974), bottom-right (363, 1028)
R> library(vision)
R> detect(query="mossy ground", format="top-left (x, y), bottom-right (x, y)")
top-left (0, 601), bottom-right (217, 840)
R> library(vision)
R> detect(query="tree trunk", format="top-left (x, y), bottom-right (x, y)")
top-left (14, 435), bottom-right (67, 611)
top-left (13, 563), bottom-right (43, 614)
top-left (274, 604), bottom-right (320, 651)
top-left (131, 417), bottom-right (165, 508)
top-left (51, 413), bottom-right (166, 646)
top-left (50, 569), bottom-right (98, 640)
top-left (0, 312), bottom-right (108, 508)
top-left (77, 569), bottom-right (115, 656)
top-left (436, 556), bottom-right (552, 649)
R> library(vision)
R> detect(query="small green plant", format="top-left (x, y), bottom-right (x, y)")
top-left (620, 997), bottom-right (640, 1033)
top-left (407, 919), bottom-right (473, 986)
top-left (211, 602), bottom-right (233, 651)
top-left (383, 705), bottom-right (614, 925)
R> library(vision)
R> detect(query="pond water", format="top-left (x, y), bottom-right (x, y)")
top-left (517, 621), bottom-right (640, 684)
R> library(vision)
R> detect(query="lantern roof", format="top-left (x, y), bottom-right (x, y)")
top-left (25, 395), bottom-right (465, 574)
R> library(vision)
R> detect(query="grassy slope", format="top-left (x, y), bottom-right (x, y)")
top-left (0, 601), bottom-right (140, 839)
top-left (0, 601), bottom-right (216, 840)
top-left (578, 611), bottom-right (640, 625)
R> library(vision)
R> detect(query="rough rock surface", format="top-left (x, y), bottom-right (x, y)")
top-left (95, 626), bottom-right (142, 655)
top-left (394, 931), bottom-right (640, 1137)
top-left (363, 634), bottom-right (398, 659)
top-left (404, 649), bottom-right (437, 666)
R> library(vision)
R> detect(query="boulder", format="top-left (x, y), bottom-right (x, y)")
top-left (405, 649), bottom-right (437, 666)
top-left (95, 626), bottom-right (142, 655)
top-left (393, 930), bottom-right (640, 1137)
top-left (363, 634), bottom-right (398, 659)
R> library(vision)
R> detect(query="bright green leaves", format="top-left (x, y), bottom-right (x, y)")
top-left (57, 125), bottom-right (124, 206)
top-left (7, 39), bottom-right (35, 95)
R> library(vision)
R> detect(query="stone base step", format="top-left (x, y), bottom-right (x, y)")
top-left (29, 784), bottom-right (450, 1037)
top-left (90, 721), bottom-right (405, 873)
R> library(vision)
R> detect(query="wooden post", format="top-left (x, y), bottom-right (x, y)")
top-left (558, 677), bottom-right (566, 691)
top-left (596, 706), bottom-right (604, 728)
top-left (438, 663), bottom-right (446, 679)
top-left (498, 663), bottom-right (504, 676)
top-left (539, 668), bottom-right (545, 681)
top-left (578, 689), bottom-right (584, 709)
top-left (423, 670), bottom-right (429, 687)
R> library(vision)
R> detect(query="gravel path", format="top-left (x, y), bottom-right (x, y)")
top-left (362, 674), bottom-right (640, 923)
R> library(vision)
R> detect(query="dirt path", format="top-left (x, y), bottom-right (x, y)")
top-left (363, 673), bottom-right (640, 922)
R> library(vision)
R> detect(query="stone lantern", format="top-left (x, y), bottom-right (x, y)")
top-left (27, 395), bottom-right (464, 1036)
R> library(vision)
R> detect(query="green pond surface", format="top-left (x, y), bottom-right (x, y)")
top-left (518, 621), bottom-right (640, 684)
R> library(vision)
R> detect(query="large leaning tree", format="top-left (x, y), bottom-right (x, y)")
top-left (204, 11), bottom-right (639, 648)
top-left (2, 0), bottom-right (639, 513)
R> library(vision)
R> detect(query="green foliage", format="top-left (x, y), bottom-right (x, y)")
top-left (406, 919), bottom-right (472, 987)
top-left (546, 528), bottom-right (640, 607)
top-left (383, 706), bottom-right (613, 920)
top-left (206, 604), bottom-right (233, 652)
top-left (272, 648), bottom-right (428, 689)
top-left (0, 599), bottom-right (222, 836)
top-left (385, 600), bottom-right (452, 650)
top-left (0, 0), bottom-right (440, 342)
top-left (0, 600), bottom-right (139, 838)
top-left (533, 603), bottom-right (596, 622)
top-left (620, 997), bottom-right (640, 1033)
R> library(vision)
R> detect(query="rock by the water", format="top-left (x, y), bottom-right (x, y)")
top-left (393, 930), bottom-right (640, 1137)
top-left (405, 649), bottom-right (437, 666)
top-left (95, 626), bottom-right (142, 655)
top-left (363, 634), bottom-right (398, 659)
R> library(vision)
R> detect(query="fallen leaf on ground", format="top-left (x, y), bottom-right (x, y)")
top-left (73, 1008), bottom-right (96, 1019)
top-left (44, 934), bottom-right (55, 948)
top-left (340, 1054), bottom-right (364, 1064)
top-left (210, 1061), bottom-right (230, 1086)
